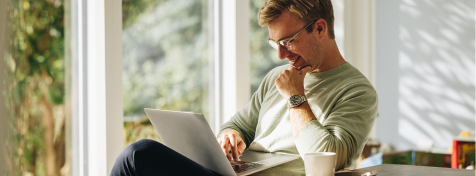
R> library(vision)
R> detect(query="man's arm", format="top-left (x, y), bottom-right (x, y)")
top-left (275, 66), bottom-right (314, 137)
top-left (291, 89), bottom-right (377, 170)
top-left (217, 84), bottom-right (264, 148)
top-left (217, 67), bottom-right (279, 160)
top-left (216, 90), bottom-right (262, 161)
top-left (275, 66), bottom-right (378, 170)
top-left (289, 102), bottom-right (315, 137)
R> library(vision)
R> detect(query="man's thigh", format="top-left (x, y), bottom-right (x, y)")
top-left (111, 139), bottom-right (222, 176)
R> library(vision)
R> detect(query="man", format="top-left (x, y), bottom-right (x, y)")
top-left (216, 0), bottom-right (377, 174)
top-left (111, 0), bottom-right (377, 175)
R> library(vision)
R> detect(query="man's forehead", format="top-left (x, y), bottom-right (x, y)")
top-left (267, 10), bottom-right (304, 41)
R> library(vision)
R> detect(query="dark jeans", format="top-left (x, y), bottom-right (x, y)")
top-left (110, 139), bottom-right (223, 176)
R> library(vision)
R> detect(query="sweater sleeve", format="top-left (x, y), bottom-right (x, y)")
top-left (294, 83), bottom-right (378, 170)
top-left (217, 68), bottom-right (279, 148)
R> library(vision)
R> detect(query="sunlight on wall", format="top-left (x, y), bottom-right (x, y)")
top-left (376, 0), bottom-right (475, 150)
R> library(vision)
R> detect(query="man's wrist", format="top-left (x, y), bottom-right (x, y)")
top-left (285, 92), bottom-right (305, 99)
top-left (289, 101), bottom-right (309, 109)
top-left (287, 94), bottom-right (307, 108)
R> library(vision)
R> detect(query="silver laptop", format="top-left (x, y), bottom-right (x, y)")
top-left (144, 108), bottom-right (300, 176)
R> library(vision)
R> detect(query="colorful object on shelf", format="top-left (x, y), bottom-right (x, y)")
top-left (451, 133), bottom-right (475, 169)
top-left (381, 150), bottom-right (452, 168)
top-left (382, 150), bottom-right (413, 165)
top-left (415, 151), bottom-right (452, 167)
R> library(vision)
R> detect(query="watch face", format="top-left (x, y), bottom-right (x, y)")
top-left (289, 95), bottom-right (305, 106)
top-left (290, 95), bottom-right (301, 105)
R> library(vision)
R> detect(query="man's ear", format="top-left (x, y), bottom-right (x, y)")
top-left (315, 19), bottom-right (327, 39)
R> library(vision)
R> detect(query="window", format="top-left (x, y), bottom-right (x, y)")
top-left (0, 0), bottom-right (374, 175)
top-left (122, 0), bottom-right (212, 146)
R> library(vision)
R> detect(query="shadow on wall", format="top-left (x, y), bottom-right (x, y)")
top-left (377, 0), bottom-right (475, 150)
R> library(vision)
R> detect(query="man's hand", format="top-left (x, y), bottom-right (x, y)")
top-left (217, 130), bottom-right (246, 161)
top-left (275, 66), bottom-right (312, 99)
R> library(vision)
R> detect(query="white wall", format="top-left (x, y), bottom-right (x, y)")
top-left (376, 0), bottom-right (475, 150)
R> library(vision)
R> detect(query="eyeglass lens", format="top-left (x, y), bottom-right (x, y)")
top-left (268, 39), bottom-right (292, 51)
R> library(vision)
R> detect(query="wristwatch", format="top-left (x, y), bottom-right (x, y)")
top-left (287, 95), bottom-right (307, 108)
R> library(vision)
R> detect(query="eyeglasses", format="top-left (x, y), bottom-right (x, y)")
top-left (268, 20), bottom-right (317, 51)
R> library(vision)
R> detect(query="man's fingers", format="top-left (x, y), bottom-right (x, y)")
top-left (289, 66), bottom-right (299, 72)
top-left (229, 134), bottom-right (239, 161)
top-left (220, 136), bottom-right (231, 160)
top-left (304, 66), bottom-right (312, 72)
top-left (226, 142), bottom-right (232, 160)
top-left (238, 141), bottom-right (246, 155)
top-left (226, 137), bottom-right (233, 160)
top-left (218, 130), bottom-right (246, 161)
top-left (219, 137), bottom-right (226, 154)
top-left (299, 66), bottom-right (312, 75)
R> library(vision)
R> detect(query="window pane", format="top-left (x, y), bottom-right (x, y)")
top-left (3, 0), bottom-right (68, 175)
top-left (122, 0), bottom-right (211, 146)
top-left (249, 0), bottom-right (287, 95)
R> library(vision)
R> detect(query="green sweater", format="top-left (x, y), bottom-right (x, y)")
top-left (218, 63), bottom-right (378, 175)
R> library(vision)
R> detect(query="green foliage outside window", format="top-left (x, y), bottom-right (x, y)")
top-left (4, 0), bottom-right (66, 175)
top-left (122, 0), bottom-right (210, 146)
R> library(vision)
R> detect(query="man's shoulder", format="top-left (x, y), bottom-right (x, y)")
top-left (318, 63), bottom-right (377, 96)
top-left (342, 66), bottom-right (375, 90)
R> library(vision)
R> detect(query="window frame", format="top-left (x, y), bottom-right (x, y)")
top-left (213, 0), bottom-right (251, 134)
top-left (66, 0), bottom-right (376, 175)
top-left (68, 0), bottom-right (251, 175)
top-left (69, 0), bottom-right (123, 175)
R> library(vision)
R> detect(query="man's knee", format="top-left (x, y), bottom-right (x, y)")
top-left (118, 139), bottom-right (162, 161)
top-left (112, 139), bottom-right (161, 176)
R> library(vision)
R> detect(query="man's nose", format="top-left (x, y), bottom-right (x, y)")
top-left (277, 45), bottom-right (291, 60)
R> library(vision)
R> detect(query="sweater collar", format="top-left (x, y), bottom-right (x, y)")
top-left (306, 62), bottom-right (352, 80)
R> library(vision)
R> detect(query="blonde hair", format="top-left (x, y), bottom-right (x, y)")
top-left (258, 0), bottom-right (335, 39)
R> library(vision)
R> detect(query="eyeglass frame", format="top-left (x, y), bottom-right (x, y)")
top-left (268, 20), bottom-right (317, 51)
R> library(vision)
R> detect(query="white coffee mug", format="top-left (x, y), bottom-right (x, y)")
top-left (303, 152), bottom-right (336, 176)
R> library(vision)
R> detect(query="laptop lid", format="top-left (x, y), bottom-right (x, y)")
top-left (144, 108), bottom-right (236, 176)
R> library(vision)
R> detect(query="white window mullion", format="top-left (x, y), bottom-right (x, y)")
top-left (70, 0), bottom-right (123, 175)
top-left (343, 0), bottom-right (376, 138)
top-left (331, 0), bottom-right (345, 56)
top-left (68, 0), bottom-right (87, 175)
top-left (85, 0), bottom-right (123, 175)
top-left (344, 0), bottom-right (376, 85)
top-left (213, 0), bottom-right (222, 134)
top-left (215, 0), bottom-right (250, 134)
top-left (103, 0), bottom-right (123, 174)
top-left (234, 0), bottom-right (251, 116)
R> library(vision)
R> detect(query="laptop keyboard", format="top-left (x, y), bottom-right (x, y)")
top-left (230, 161), bottom-right (265, 173)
